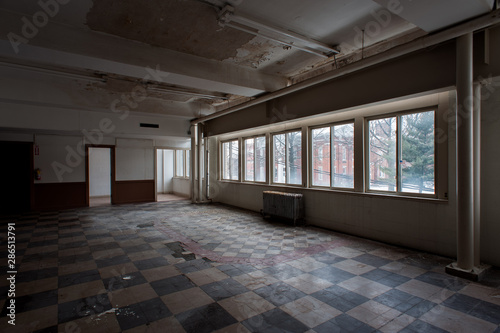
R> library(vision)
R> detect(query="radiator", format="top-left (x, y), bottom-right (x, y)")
top-left (262, 191), bottom-right (304, 225)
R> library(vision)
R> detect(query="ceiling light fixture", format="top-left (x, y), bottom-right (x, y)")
top-left (147, 86), bottom-right (229, 100)
top-left (218, 5), bottom-right (339, 58)
top-left (0, 60), bottom-right (106, 83)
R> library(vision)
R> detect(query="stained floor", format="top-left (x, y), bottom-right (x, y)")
top-left (1, 200), bottom-right (500, 332)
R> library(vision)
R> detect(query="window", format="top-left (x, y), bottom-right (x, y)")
top-left (312, 127), bottom-right (330, 187)
top-left (332, 123), bottom-right (354, 188)
top-left (368, 110), bottom-right (435, 194)
top-left (244, 136), bottom-right (266, 182)
top-left (175, 150), bottom-right (190, 178)
top-left (222, 140), bottom-right (239, 180)
top-left (312, 123), bottom-right (354, 188)
top-left (175, 150), bottom-right (184, 177)
top-left (186, 150), bottom-right (190, 177)
top-left (273, 131), bottom-right (302, 185)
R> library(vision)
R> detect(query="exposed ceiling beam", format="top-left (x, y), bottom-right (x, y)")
top-left (0, 10), bottom-right (288, 97)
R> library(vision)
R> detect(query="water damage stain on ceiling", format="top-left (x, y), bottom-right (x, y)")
top-left (86, 0), bottom-right (255, 61)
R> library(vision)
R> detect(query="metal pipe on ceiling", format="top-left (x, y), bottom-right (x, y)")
top-left (192, 8), bottom-right (500, 125)
top-left (218, 5), bottom-right (339, 58)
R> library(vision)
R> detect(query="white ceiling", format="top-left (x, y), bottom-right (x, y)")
top-left (0, 0), bottom-right (496, 120)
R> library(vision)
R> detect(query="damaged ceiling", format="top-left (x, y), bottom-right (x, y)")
top-left (0, 0), bottom-right (496, 120)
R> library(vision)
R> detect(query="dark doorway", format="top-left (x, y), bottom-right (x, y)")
top-left (0, 141), bottom-right (33, 214)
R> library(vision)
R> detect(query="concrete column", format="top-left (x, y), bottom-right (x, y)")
top-left (456, 33), bottom-right (474, 271)
top-left (473, 83), bottom-right (481, 267)
top-left (197, 124), bottom-right (204, 202)
top-left (191, 124), bottom-right (197, 203)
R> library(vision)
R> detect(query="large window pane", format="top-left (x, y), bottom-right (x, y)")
top-left (369, 117), bottom-right (396, 191)
top-left (333, 123), bottom-right (354, 188)
top-left (255, 136), bottom-right (266, 182)
top-left (401, 111), bottom-right (435, 194)
top-left (176, 150), bottom-right (184, 177)
top-left (312, 127), bottom-right (330, 187)
top-left (222, 140), bottom-right (239, 180)
top-left (287, 131), bottom-right (302, 185)
top-left (273, 134), bottom-right (286, 183)
top-left (244, 138), bottom-right (255, 181)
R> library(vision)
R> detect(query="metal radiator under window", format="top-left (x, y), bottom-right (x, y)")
top-left (262, 191), bottom-right (304, 225)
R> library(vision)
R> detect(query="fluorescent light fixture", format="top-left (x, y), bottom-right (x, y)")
top-left (0, 61), bottom-right (106, 83)
top-left (218, 5), bottom-right (339, 58)
top-left (147, 86), bottom-right (229, 100)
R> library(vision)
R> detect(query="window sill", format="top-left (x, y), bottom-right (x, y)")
top-left (216, 180), bottom-right (448, 203)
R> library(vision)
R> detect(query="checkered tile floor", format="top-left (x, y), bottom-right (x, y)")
top-left (1, 200), bottom-right (500, 332)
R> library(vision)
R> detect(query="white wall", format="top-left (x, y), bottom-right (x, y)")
top-left (173, 178), bottom-right (191, 197)
top-left (89, 148), bottom-right (111, 197)
top-left (115, 138), bottom-right (154, 181)
top-left (156, 149), bottom-right (174, 193)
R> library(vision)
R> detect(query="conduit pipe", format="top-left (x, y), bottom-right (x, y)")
top-left (192, 8), bottom-right (500, 125)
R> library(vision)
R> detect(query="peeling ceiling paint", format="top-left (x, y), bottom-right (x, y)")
top-left (86, 0), bottom-right (255, 61)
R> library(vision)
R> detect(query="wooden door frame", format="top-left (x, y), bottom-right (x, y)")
top-left (85, 145), bottom-right (116, 206)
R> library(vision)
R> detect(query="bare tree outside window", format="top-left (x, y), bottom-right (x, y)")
top-left (222, 140), bottom-right (239, 180)
top-left (273, 131), bottom-right (301, 185)
top-left (244, 136), bottom-right (266, 182)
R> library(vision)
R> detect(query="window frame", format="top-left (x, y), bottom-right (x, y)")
top-left (243, 135), bottom-right (267, 183)
top-left (174, 149), bottom-right (190, 179)
top-left (364, 108), bottom-right (437, 198)
top-left (271, 129), bottom-right (303, 186)
top-left (309, 120), bottom-right (355, 190)
top-left (220, 139), bottom-right (240, 181)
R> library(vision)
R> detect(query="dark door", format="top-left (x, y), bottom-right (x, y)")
top-left (0, 141), bottom-right (32, 214)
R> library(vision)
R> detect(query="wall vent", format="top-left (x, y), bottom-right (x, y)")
top-left (140, 123), bottom-right (159, 128)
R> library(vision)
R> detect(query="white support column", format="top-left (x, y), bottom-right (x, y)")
top-left (473, 83), bottom-right (481, 267)
top-left (197, 124), bottom-right (204, 202)
top-left (456, 33), bottom-right (474, 272)
top-left (446, 34), bottom-right (489, 281)
top-left (204, 137), bottom-right (209, 200)
top-left (191, 124), bottom-right (197, 203)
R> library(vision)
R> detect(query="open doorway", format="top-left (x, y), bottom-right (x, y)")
top-left (156, 148), bottom-right (186, 202)
top-left (88, 147), bottom-right (112, 207)
top-left (0, 141), bottom-right (32, 214)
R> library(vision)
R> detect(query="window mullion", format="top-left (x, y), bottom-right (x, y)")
top-left (330, 126), bottom-right (334, 189)
top-left (397, 116), bottom-right (402, 192)
top-left (253, 140), bottom-right (256, 182)
top-left (285, 134), bottom-right (289, 184)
